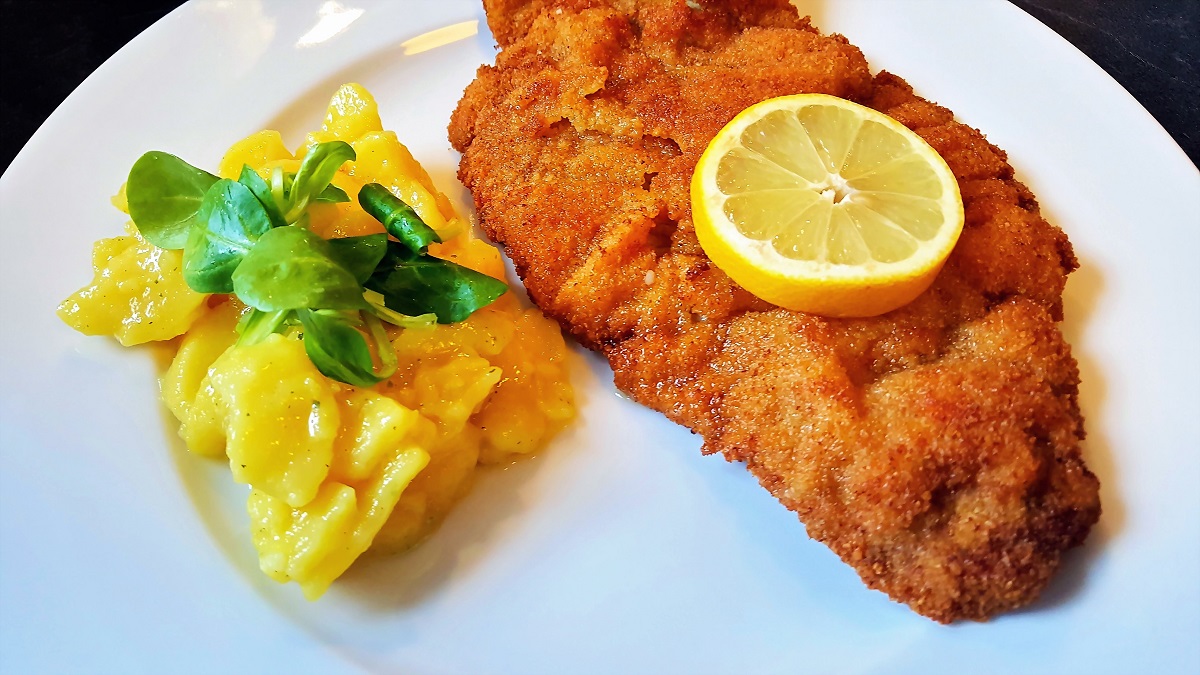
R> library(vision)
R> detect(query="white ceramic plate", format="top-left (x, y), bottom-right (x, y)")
top-left (2, 0), bottom-right (1197, 672)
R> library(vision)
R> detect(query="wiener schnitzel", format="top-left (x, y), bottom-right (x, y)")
top-left (449, 0), bottom-right (1101, 622)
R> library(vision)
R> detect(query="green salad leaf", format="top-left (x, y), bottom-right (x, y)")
top-left (285, 141), bottom-right (356, 221)
top-left (315, 184), bottom-right (350, 203)
top-left (328, 234), bottom-right (388, 284)
top-left (366, 241), bottom-right (507, 323)
top-left (232, 226), bottom-right (367, 312)
top-left (124, 140), bottom-right (507, 386)
top-left (237, 165), bottom-right (287, 228)
top-left (298, 309), bottom-right (397, 387)
top-left (358, 183), bottom-right (441, 254)
top-left (236, 308), bottom-right (292, 346)
top-left (183, 179), bottom-right (273, 293)
top-left (127, 151), bottom-right (219, 249)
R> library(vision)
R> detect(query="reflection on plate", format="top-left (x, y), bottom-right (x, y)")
top-left (0, 0), bottom-right (1196, 673)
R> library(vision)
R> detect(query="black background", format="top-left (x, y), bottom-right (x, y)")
top-left (1, 0), bottom-right (1197, 172)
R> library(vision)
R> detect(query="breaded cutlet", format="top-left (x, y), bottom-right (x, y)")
top-left (450, 0), bottom-right (1100, 622)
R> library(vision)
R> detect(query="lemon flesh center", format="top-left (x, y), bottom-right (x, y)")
top-left (716, 105), bottom-right (946, 266)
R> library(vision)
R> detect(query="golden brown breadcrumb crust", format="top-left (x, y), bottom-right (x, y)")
top-left (450, 0), bottom-right (1100, 622)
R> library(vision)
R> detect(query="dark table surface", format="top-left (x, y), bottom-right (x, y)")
top-left (1, 0), bottom-right (1197, 173)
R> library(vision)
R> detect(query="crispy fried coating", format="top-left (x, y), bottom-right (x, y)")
top-left (450, 0), bottom-right (1100, 622)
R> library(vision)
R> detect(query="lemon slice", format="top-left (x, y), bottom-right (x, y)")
top-left (692, 94), bottom-right (964, 317)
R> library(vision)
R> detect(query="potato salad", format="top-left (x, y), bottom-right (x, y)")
top-left (58, 84), bottom-right (575, 598)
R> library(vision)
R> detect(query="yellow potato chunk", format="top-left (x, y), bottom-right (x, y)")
top-left (207, 334), bottom-right (337, 507)
top-left (161, 299), bottom-right (241, 425)
top-left (330, 390), bottom-right (427, 484)
top-left (182, 381), bottom-right (226, 459)
top-left (351, 131), bottom-right (451, 233)
top-left (412, 354), bottom-right (502, 436)
top-left (249, 443), bottom-right (429, 599)
top-left (305, 82), bottom-right (383, 148)
top-left (429, 234), bottom-right (509, 282)
top-left (475, 309), bottom-right (575, 464)
top-left (370, 297), bottom-right (575, 548)
top-left (250, 482), bottom-right (357, 588)
top-left (217, 130), bottom-right (293, 180)
top-left (373, 426), bottom-right (480, 553)
top-left (111, 183), bottom-right (129, 214)
top-left (160, 299), bottom-right (243, 458)
top-left (258, 157), bottom-right (301, 177)
top-left (57, 230), bottom-right (207, 346)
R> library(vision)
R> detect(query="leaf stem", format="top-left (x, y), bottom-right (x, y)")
top-left (270, 167), bottom-right (286, 208)
top-left (358, 183), bottom-right (441, 253)
top-left (363, 289), bottom-right (437, 328)
top-left (363, 311), bottom-right (398, 380)
top-left (236, 308), bottom-right (292, 347)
